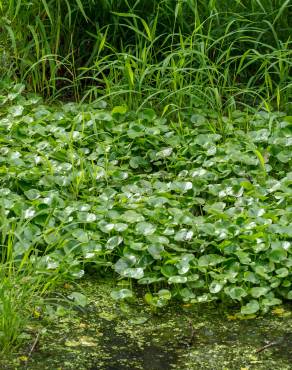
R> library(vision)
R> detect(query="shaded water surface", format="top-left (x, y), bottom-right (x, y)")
top-left (2, 279), bottom-right (291, 370)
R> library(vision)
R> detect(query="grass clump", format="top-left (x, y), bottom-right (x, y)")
top-left (0, 267), bottom-right (44, 353)
top-left (0, 82), bottom-right (291, 328)
top-left (0, 213), bottom-right (84, 354)
top-left (0, 0), bottom-right (291, 111)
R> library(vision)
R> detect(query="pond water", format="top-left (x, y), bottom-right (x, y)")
top-left (2, 279), bottom-right (292, 370)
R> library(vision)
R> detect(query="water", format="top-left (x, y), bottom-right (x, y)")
top-left (2, 279), bottom-right (291, 370)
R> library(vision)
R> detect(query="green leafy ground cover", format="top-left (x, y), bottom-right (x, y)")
top-left (0, 82), bottom-right (291, 324)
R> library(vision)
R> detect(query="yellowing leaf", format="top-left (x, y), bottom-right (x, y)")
top-left (33, 309), bottom-right (41, 318)
top-left (18, 356), bottom-right (28, 362)
top-left (272, 307), bottom-right (285, 316)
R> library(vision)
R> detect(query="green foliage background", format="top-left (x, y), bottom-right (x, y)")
top-left (1, 0), bottom-right (291, 110)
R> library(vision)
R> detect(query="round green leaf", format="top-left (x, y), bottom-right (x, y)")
top-left (106, 236), bottom-right (123, 250)
top-left (121, 267), bottom-right (144, 279)
top-left (241, 300), bottom-right (260, 315)
top-left (168, 276), bottom-right (187, 284)
top-left (226, 286), bottom-right (247, 301)
top-left (110, 289), bottom-right (133, 300)
top-left (249, 287), bottom-right (270, 298)
top-left (68, 292), bottom-right (87, 308)
top-left (209, 281), bottom-right (224, 294)
top-left (269, 248), bottom-right (287, 262)
top-left (148, 244), bottom-right (164, 260)
top-left (158, 289), bottom-right (172, 300)
top-left (135, 222), bottom-right (156, 236)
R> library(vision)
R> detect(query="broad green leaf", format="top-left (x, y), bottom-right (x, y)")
top-left (121, 210), bottom-right (144, 223)
top-left (174, 229), bottom-right (193, 242)
top-left (148, 244), bottom-right (164, 260)
top-left (198, 254), bottom-right (225, 267)
top-left (72, 229), bottom-right (89, 243)
top-left (135, 222), bottom-right (156, 236)
top-left (106, 236), bottom-right (123, 250)
top-left (156, 147), bottom-right (173, 159)
top-left (249, 287), bottom-right (269, 298)
top-left (8, 105), bottom-right (24, 117)
top-left (262, 298), bottom-right (282, 306)
top-left (68, 292), bottom-right (87, 307)
top-left (269, 248), bottom-right (287, 262)
top-left (114, 257), bottom-right (135, 274)
top-left (276, 267), bottom-right (289, 277)
top-left (122, 267), bottom-right (144, 279)
top-left (111, 106), bottom-right (128, 115)
top-left (226, 286), bottom-right (247, 300)
top-left (158, 289), bottom-right (172, 300)
top-left (161, 265), bottom-right (177, 277)
top-left (168, 276), bottom-right (187, 284)
top-left (209, 281), bottom-right (224, 294)
top-left (111, 289), bottom-right (133, 300)
top-left (24, 189), bottom-right (41, 200)
top-left (241, 300), bottom-right (260, 315)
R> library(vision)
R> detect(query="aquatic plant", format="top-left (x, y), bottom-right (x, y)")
top-left (0, 83), bottom-right (291, 325)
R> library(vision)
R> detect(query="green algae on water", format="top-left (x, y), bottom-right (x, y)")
top-left (1, 279), bottom-right (291, 370)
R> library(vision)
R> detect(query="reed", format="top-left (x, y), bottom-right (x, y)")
top-left (0, 0), bottom-right (291, 110)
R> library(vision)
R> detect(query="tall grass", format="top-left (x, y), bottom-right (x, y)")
top-left (0, 0), bottom-right (291, 110)
top-left (0, 210), bottom-right (76, 353)
top-left (80, 5), bottom-right (291, 113)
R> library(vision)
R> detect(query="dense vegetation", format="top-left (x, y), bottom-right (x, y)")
top-left (1, 0), bottom-right (291, 109)
top-left (0, 0), bottom-right (291, 355)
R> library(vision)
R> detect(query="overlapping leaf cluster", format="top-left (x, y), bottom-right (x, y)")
top-left (0, 83), bottom-right (291, 314)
